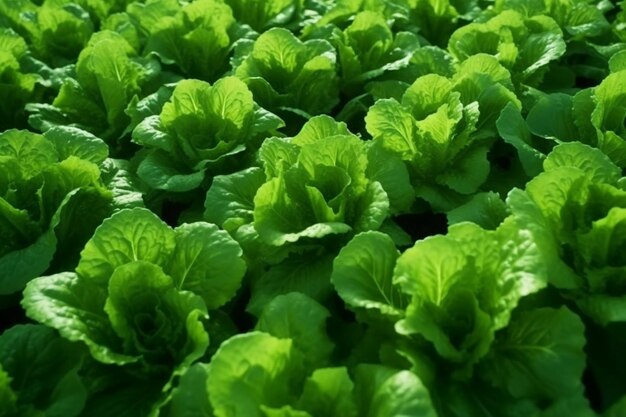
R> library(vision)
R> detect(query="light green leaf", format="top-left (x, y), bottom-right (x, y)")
top-left (507, 188), bottom-right (582, 290)
top-left (291, 115), bottom-right (352, 147)
top-left (481, 307), bottom-right (586, 400)
top-left (207, 332), bottom-right (300, 417)
top-left (0, 129), bottom-right (58, 179)
top-left (365, 99), bottom-right (416, 160)
top-left (76, 208), bottom-right (176, 284)
top-left (255, 293), bottom-right (334, 371)
top-left (609, 50), bottom-right (626, 72)
top-left (167, 222), bottom-right (245, 309)
top-left (393, 235), bottom-right (468, 300)
top-left (258, 137), bottom-right (300, 178)
top-left (22, 272), bottom-right (131, 365)
top-left (543, 142), bottom-right (621, 184)
top-left (331, 231), bottom-right (408, 317)
top-left (402, 74), bottom-right (454, 120)
top-left (260, 406), bottom-right (311, 417)
top-left (353, 364), bottom-right (438, 417)
top-left (298, 368), bottom-right (357, 417)
top-left (43, 126), bottom-right (109, 164)
top-left (204, 167), bottom-right (265, 231)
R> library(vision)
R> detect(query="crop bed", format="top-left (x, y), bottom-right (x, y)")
top-left (1, 0), bottom-right (626, 416)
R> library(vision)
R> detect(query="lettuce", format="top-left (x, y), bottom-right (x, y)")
top-left (27, 31), bottom-right (161, 151)
top-left (331, 222), bottom-right (589, 416)
top-left (448, 10), bottom-right (566, 86)
top-left (365, 56), bottom-right (518, 210)
top-left (253, 116), bottom-right (389, 246)
top-left (132, 77), bottom-right (283, 192)
top-left (22, 208), bottom-right (246, 378)
top-left (234, 27), bottom-right (340, 121)
top-left (144, 0), bottom-right (251, 82)
top-left (0, 128), bottom-right (112, 296)
top-left (0, 0), bottom-right (94, 67)
top-left (306, 10), bottom-right (420, 96)
top-left (508, 142), bottom-right (626, 325)
top-left (202, 293), bottom-right (436, 417)
top-left (0, 324), bottom-right (87, 417)
top-left (224, 0), bottom-right (302, 32)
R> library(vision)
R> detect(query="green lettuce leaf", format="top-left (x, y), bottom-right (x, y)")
top-left (480, 307), bottom-right (586, 401)
top-left (255, 292), bottom-right (334, 371)
top-left (353, 364), bottom-right (438, 417)
top-left (331, 231), bottom-right (408, 318)
top-left (206, 332), bottom-right (302, 417)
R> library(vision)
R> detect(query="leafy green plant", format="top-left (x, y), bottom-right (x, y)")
top-left (132, 76), bottom-right (283, 193)
top-left (508, 142), bottom-right (626, 324)
top-left (365, 55), bottom-right (518, 211)
top-left (20, 207), bottom-right (246, 414)
top-left (27, 30), bottom-right (162, 151)
top-left (234, 27), bottom-right (340, 122)
top-left (0, 128), bottom-right (112, 297)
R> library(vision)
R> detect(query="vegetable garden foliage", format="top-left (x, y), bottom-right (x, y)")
top-left (2, 0), bottom-right (626, 415)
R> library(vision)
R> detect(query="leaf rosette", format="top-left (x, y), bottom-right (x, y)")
top-left (234, 27), bottom-right (340, 121)
top-left (365, 56), bottom-right (519, 211)
top-left (253, 116), bottom-right (389, 248)
top-left (448, 10), bottom-right (566, 86)
top-left (132, 76), bottom-right (283, 192)
top-left (22, 208), bottom-right (246, 376)
top-left (0, 128), bottom-right (112, 297)
top-left (509, 142), bottom-right (626, 325)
